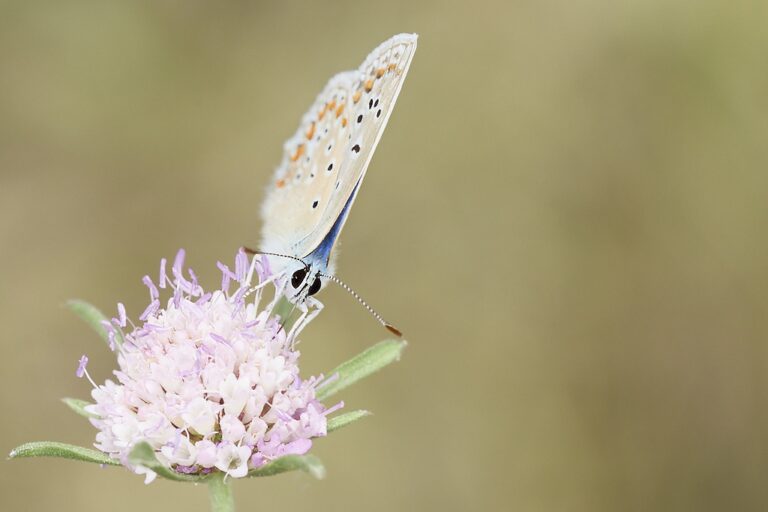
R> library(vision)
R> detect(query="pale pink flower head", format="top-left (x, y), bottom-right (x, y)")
top-left (85, 249), bottom-right (339, 483)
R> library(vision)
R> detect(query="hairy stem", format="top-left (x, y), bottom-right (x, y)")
top-left (208, 473), bottom-right (235, 512)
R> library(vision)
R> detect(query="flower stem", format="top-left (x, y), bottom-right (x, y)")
top-left (208, 473), bottom-right (235, 512)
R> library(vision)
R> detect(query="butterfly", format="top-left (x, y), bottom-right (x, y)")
top-left (254, 33), bottom-right (417, 335)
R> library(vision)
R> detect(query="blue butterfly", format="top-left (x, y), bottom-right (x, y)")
top-left (254, 34), bottom-right (417, 335)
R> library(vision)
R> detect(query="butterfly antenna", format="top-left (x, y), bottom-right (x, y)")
top-left (243, 247), bottom-right (308, 267)
top-left (319, 272), bottom-right (402, 337)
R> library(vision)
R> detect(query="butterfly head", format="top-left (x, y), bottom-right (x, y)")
top-left (289, 264), bottom-right (323, 299)
top-left (244, 246), bottom-right (401, 336)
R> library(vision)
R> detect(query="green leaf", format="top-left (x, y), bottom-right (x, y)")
top-left (317, 339), bottom-right (406, 401)
top-left (327, 410), bottom-right (372, 433)
top-left (8, 441), bottom-right (119, 466)
top-left (62, 397), bottom-right (97, 419)
top-left (247, 454), bottom-right (325, 479)
top-left (66, 299), bottom-right (122, 348)
top-left (127, 442), bottom-right (203, 483)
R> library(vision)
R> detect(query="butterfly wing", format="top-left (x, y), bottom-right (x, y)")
top-left (260, 33), bottom-right (418, 273)
top-left (260, 70), bottom-right (356, 259)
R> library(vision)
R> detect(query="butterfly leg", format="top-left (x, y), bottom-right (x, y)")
top-left (287, 297), bottom-right (323, 350)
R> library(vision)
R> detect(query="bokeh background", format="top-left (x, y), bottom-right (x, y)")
top-left (2, 1), bottom-right (767, 510)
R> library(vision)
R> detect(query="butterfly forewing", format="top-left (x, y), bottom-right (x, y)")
top-left (260, 34), bottom-right (417, 267)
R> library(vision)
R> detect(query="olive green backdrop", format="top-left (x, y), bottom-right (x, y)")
top-left (2, 1), bottom-right (766, 511)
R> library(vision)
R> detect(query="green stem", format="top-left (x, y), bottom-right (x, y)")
top-left (208, 473), bottom-right (235, 512)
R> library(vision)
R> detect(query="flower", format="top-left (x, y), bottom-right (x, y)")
top-left (83, 248), bottom-right (339, 483)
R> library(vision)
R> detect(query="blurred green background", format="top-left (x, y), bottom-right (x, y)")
top-left (2, 1), bottom-right (767, 510)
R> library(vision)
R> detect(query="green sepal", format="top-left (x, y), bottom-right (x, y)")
top-left (247, 454), bottom-right (325, 479)
top-left (327, 410), bottom-right (372, 433)
top-left (66, 299), bottom-right (123, 348)
top-left (62, 397), bottom-right (97, 419)
top-left (8, 441), bottom-right (119, 466)
top-left (127, 442), bottom-right (204, 483)
top-left (317, 339), bottom-right (406, 400)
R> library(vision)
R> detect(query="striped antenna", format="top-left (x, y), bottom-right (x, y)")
top-left (242, 247), bottom-right (308, 268)
top-left (319, 272), bottom-right (402, 337)
top-left (243, 247), bottom-right (402, 336)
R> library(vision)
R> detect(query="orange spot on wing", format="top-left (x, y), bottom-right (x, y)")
top-left (364, 79), bottom-right (374, 92)
top-left (305, 122), bottom-right (315, 140)
top-left (376, 68), bottom-right (385, 78)
top-left (341, 117), bottom-right (347, 127)
top-left (290, 144), bottom-right (304, 162)
top-left (352, 90), bottom-right (362, 103)
top-left (318, 103), bottom-right (328, 120)
top-left (328, 99), bottom-right (336, 110)
top-left (335, 103), bottom-right (345, 118)
top-left (276, 179), bottom-right (285, 188)
top-left (387, 63), bottom-right (397, 72)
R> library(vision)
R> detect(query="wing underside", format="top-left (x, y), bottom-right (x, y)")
top-left (260, 34), bottom-right (418, 272)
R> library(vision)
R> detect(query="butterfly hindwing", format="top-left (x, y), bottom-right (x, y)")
top-left (260, 34), bottom-right (418, 274)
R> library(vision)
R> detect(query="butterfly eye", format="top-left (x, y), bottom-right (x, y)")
top-left (308, 277), bottom-right (322, 296)
top-left (291, 268), bottom-right (307, 289)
